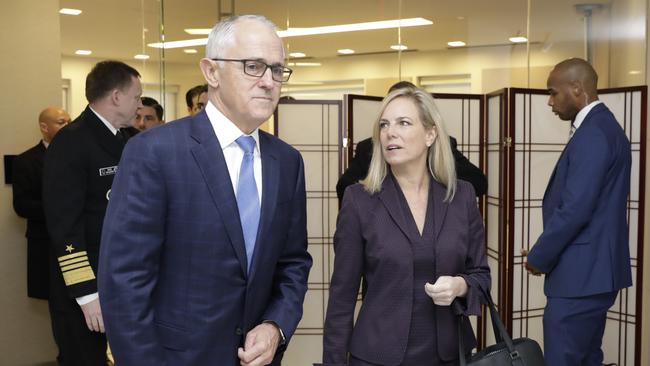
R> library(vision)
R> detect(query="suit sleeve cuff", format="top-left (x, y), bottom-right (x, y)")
top-left (262, 320), bottom-right (286, 346)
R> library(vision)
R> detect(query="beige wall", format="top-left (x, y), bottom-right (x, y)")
top-left (0, 1), bottom-right (62, 365)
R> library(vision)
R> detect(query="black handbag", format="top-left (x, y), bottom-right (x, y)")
top-left (458, 288), bottom-right (545, 366)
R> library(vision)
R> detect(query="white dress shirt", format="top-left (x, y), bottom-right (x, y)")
top-left (573, 100), bottom-right (602, 131)
top-left (205, 101), bottom-right (263, 201)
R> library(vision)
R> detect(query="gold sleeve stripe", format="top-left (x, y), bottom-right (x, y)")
top-left (61, 261), bottom-right (91, 272)
top-left (58, 251), bottom-right (88, 262)
top-left (59, 256), bottom-right (88, 267)
top-left (62, 267), bottom-right (96, 286)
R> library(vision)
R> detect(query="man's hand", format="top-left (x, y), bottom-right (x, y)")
top-left (79, 298), bottom-right (104, 333)
top-left (238, 322), bottom-right (281, 366)
top-left (425, 276), bottom-right (468, 306)
top-left (521, 249), bottom-right (542, 276)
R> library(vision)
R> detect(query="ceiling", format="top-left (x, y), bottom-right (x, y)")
top-left (58, 0), bottom-right (629, 64)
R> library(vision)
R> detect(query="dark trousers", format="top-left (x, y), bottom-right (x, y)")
top-left (543, 291), bottom-right (618, 366)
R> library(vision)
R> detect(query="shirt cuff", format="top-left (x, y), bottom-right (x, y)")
top-left (76, 292), bottom-right (99, 305)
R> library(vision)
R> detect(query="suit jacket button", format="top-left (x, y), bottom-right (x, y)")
top-left (235, 327), bottom-right (243, 336)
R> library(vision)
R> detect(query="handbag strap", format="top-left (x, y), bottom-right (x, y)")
top-left (457, 287), bottom-right (525, 366)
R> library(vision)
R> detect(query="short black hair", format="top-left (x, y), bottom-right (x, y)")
top-left (185, 84), bottom-right (208, 108)
top-left (141, 96), bottom-right (164, 120)
top-left (388, 80), bottom-right (417, 93)
top-left (85, 60), bottom-right (140, 103)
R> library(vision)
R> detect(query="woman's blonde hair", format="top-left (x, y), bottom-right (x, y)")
top-left (361, 87), bottom-right (457, 202)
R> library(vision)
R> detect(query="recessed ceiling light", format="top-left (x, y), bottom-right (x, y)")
top-left (337, 49), bottom-right (355, 54)
top-left (457, 16), bottom-right (465, 20)
top-left (183, 49), bottom-right (198, 54)
top-left (629, 70), bottom-right (641, 75)
top-left (134, 54), bottom-right (150, 60)
top-left (59, 8), bottom-right (82, 15)
top-left (447, 41), bottom-right (466, 47)
top-left (75, 50), bottom-right (92, 55)
top-left (509, 36), bottom-right (528, 43)
top-left (287, 62), bottom-right (322, 67)
top-left (390, 44), bottom-right (408, 51)
top-left (289, 52), bottom-right (306, 58)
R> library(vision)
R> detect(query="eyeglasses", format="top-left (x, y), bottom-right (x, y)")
top-left (211, 58), bottom-right (293, 83)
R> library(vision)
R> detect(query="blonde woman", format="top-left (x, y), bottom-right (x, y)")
top-left (321, 87), bottom-right (490, 365)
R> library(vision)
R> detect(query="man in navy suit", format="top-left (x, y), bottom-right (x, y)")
top-left (98, 15), bottom-right (312, 366)
top-left (524, 58), bottom-right (632, 366)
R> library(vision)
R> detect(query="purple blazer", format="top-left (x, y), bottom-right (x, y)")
top-left (321, 176), bottom-right (490, 366)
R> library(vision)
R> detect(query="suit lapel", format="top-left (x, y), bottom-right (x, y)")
top-left (189, 112), bottom-right (248, 276)
top-left (378, 174), bottom-right (415, 243)
top-left (82, 107), bottom-right (124, 160)
top-left (248, 132), bottom-right (279, 280)
top-left (431, 179), bottom-right (450, 241)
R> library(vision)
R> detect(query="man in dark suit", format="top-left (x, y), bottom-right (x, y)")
top-left (12, 106), bottom-right (70, 359)
top-left (336, 82), bottom-right (487, 201)
top-left (98, 15), bottom-right (312, 366)
top-left (43, 60), bottom-right (142, 365)
top-left (524, 58), bottom-right (632, 366)
top-left (337, 136), bottom-right (487, 200)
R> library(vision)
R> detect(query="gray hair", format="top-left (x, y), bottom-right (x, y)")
top-left (205, 15), bottom-right (279, 59)
top-left (362, 87), bottom-right (457, 202)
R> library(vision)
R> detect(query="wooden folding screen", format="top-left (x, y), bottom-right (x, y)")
top-left (487, 87), bottom-right (646, 366)
top-left (274, 99), bottom-right (342, 365)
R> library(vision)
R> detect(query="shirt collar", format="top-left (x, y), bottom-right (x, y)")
top-left (88, 106), bottom-right (118, 135)
top-left (573, 100), bottom-right (602, 130)
top-left (205, 101), bottom-right (260, 151)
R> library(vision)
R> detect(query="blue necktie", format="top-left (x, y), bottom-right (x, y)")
top-left (235, 135), bottom-right (260, 273)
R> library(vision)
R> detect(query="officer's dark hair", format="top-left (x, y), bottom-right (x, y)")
top-left (185, 84), bottom-right (208, 108)
top-left (85, 60), bottom-right (141, 103)
top-left (141, 96), bottom-right (164, 120)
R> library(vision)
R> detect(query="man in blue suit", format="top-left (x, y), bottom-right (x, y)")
top-left (98, 15), bottom-right (312, 366)
top-left (524, 58), bottom-right (632, 366)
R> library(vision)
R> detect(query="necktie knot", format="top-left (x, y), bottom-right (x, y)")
top-left (236, 135), bottom-right (256, 155)
top-left (569, 124), bottom-right (577, 139)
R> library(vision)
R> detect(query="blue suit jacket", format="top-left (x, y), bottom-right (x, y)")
top-left (528, 102), bottom-right (632, 298)
top-left (322, 177), bottom-right (490, 365)
top-left (98, 110), bottom-right (312, 365)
